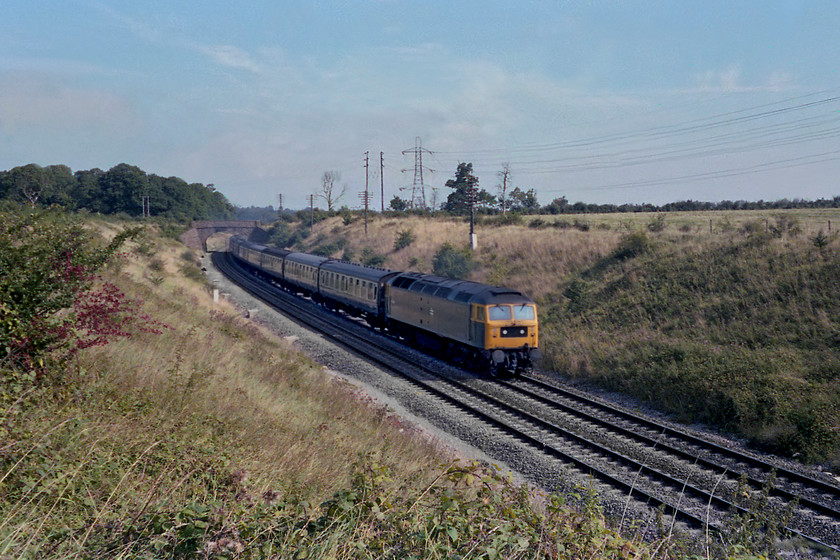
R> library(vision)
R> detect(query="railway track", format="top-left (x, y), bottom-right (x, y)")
top-left (212, 252), bottom-right (840, 556)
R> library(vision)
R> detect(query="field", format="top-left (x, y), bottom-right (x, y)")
top-left (283, 208), bottom-right (840, 465)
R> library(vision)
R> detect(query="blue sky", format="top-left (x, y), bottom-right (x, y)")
top-left (2, 1), bottom-right (839, 209)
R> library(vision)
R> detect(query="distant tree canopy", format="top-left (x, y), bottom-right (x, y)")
top-left (0, 163), bottom-right (235, 221)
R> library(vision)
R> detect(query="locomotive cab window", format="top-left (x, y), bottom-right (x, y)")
top-left (474, 306), bottom-right (485, 321)
top-left (488, 305), bottom-right (512, 321)
top-left (513, 304), bottom-right (536, 321)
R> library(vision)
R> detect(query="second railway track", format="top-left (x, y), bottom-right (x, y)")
top-left (211, 251), bottom-right (840, 556)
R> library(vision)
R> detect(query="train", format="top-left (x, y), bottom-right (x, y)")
top-left (228, 236), bottom-right (540, 376)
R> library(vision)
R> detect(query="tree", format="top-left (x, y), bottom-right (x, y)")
top-left (497, 163), bottom-right (511, 215)
top-left (389, 196), bottom-right (408, 212)
top-left (97, 163), bottom-right (149, 215)
top-left (545, 196), bottom-right (569, 215)
top-left (443, 163), bottom-right (495, 215)
top-left (319, 171), bottom-right (346, 211)
top-left (507, 187), bottom-right (539, 213)
top-left (1, 164), bottom-right (48, 208)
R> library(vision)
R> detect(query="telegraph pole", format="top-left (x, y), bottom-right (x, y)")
top-left (364, 151), bottom-right (370, 203)
top-left (363, 151), bottom-right (370, 235)
top-left (358, 190), bottom-right (373, 236)
top-left (468, 182), bottom-right (478, 250)
top-left (380, 151), bottom-right (385, 213)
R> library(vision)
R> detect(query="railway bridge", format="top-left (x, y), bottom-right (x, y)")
top-left (180, 220), bottom-right (269, 251)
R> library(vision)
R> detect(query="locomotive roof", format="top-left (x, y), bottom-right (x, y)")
top-left (320, 259), bottom-right (398, 282)
top-left (389, 272), bottom-right (533, 305)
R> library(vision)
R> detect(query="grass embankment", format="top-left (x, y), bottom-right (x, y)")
top-left (291, 210), bottom-right (840, 465)
top-left (3, 217), bottom-right (670, 558)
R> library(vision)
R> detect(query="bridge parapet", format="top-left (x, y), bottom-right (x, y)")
top-left (180, 220), bottom-right (266, 251)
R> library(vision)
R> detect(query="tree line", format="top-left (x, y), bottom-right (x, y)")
top-left (0, 163), bottom-right (235, 221)
top-left (385, 162), bottom-right (840, 217)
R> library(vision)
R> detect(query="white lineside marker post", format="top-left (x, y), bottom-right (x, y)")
top-left (213, 289), bottom-right (219, 303)
top-left (470, 233), bottom-right (478, 250)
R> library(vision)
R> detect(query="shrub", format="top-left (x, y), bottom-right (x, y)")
top-left (432, 243), bottom-right (476, 279)
top-left (810, 229), bottom-right (830, 249)
top-left (740, 219), bottom-right (764, 237)
top-left (268, 221), bottom-right (308, 248)
top-left (361, 247), bottom-right (386, 267)
top-left (769, 214), bottom-right (801, 238)
top-left (484, 213), bottom-right (523, 227)
top-left (0, 210), bottom-right (156, 402)
top-left (393, 228), bottom-right (415, 251)
top-left (158, 221), bottom-right (189, 240)
top-left (647, 214), bottom-right (666, 232)
top-left (611, 231), bottom-right (653, 260)
top-left (312, 238), bottom-right (347, 257)
top-left (573, 220), bottom-right (590, 231)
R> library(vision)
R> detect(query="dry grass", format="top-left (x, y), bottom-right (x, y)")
top-left (300, 215), bottom-right (620, 300)
top-left (90, 229), bottom-right (450, 498)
